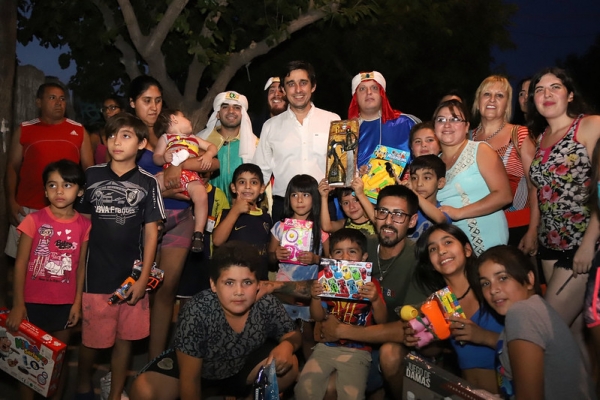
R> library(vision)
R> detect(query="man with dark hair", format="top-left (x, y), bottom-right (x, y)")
top-left (5, 82), bottom-right (94, 258)
top-left (253, 60), bottom-right (340, 222)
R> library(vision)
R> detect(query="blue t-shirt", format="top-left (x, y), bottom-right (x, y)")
top-left (408, 201), bottom-right (451, 241)
top-left (452, 307), bottom-right (504, 370)
top-left (138, 149), bottom-right (191, 210)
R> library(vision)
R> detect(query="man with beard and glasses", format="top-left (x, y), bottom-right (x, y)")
top-left (318, 185), bottom-right (429, 399)
top-left (198, 91), bottom-right (258, 203)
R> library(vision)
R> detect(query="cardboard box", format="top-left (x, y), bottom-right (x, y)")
top-left (280, 219), bottom-right (313, 264)
top-left (0, 308), bottom-right (67, 397)
top-left (403, 353), bottom-right (497, 400)
top-left (325, 119), bottom-right (359, 187)
top-left (318, 258), bottom-right (372, 299)
top-left (362, 145), bottom-right (410, 203)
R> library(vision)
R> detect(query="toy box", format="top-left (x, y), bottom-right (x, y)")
top-left (362, 145), bottom-right (410, 203)
top-left (0, 309), bottom-right (66, 397)
top-left (403, 353), bottom-right (497, 400)
top-left (280, 219), bottom-right (313, 265)
top-left (325, 120), bottom-right (359, 186)
top-left (318, 258), bottom-right (372, 299)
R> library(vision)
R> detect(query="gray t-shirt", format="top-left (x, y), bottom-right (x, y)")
top-left (498, 295), bottom-right (595, 400)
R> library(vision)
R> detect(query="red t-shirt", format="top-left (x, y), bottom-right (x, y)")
top-left (18, 207), bottom-right (91, 304)
top-left (17, 118), bottom-right (84, 209)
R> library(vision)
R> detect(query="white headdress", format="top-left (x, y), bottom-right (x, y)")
top-left (264, 77), bottom-right (281, 91)
top-left (351, 71), bottom-right (386, 94)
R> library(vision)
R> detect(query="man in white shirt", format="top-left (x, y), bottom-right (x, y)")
top-left (253, 61), bottom-right (340, 222)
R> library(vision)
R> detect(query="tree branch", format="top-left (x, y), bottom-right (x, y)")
top-left (116, 0), bottom-right (146, 50)
top-left (146, 0), bottom-right (189, 55)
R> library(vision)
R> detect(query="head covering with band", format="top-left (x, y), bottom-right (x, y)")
top-left (347, 71), bottom-right (401, 123)
top-left (264, 77), bottom-right (281, 91)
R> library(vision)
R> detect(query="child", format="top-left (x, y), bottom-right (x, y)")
top-left (474, 245), bottom-right (595, 399)
top-left (268, 174), bottom-right (329, 358)
top-left (318, 177), bottom-right (375, 236)
top-left (177, 170), bottom-right (230, 299)
top-left (75, 113), bottom-right (166, 400)
top-left (409, 121), bottom-right (441, 157)
top-left (152, 108), bottom-right (218, 253)
top-left (7, 159), bottom-right (90, 400)
top-left (130, 241), bottom-right (301, 399)
top-left (212, 163), bottom-right (271, 279)
top-left (406, 155), bottom-right (450, 240)
top-left (407, 224), bottom-right (503, 394)
top-left (295, 228), bottom-right (386, 400)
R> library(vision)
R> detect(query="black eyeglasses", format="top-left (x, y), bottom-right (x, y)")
top-left (101, 105), bottom-right (121, 113)
top-left (374, 208), bottom-right (410, 223)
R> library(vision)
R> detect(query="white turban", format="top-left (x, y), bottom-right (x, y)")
top-left (351, 71), bottom-right (386, 94)
top-left (264, 77), bottom-right (281, 91)
top-left (198, 91), bottom-right (257, 162)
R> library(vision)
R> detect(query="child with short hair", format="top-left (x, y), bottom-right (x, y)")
top-left (153, 108), bottom-right (218, 253)
top-left (407, 155), bottom-right (451, 240)
top-left (318, 177), bottom-right (375, 237)
top-left (409, 121), bottom-right (441, 157)
top-left (295, 228), bottom-right (386, 400)
top-left (75, 113), bottom-right (165, 400)
top-left (212, 163), bottom-right (271, 280)
top-left (7, 159), bottom-right (90, 400)
top-left (130, 241), bottom-right (301, 399)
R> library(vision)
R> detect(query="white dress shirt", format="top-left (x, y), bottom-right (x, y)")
top-left (253, 104), bottom-right (340, 196)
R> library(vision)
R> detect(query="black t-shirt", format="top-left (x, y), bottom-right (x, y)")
top-left (78, 164), bottom-right (165, 293)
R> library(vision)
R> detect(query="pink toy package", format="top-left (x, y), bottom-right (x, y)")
top-left (280, 218), bottom-right (313, 265)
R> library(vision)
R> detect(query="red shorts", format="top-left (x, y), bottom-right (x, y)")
top-left (81, 293), bottom-right (150, 348)
top-left (179, 169), bottom-right (200, 197)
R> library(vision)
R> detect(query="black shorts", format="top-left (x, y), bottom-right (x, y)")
top-left (139, 340), bottom-right (278, 396)
top-left (25, 303), bottom-right (72, 333)
top-left (537, 245), bottom-right (578, 269)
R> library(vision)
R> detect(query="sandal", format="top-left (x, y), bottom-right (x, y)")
top-left (191, 231), bottom-right (204, 253)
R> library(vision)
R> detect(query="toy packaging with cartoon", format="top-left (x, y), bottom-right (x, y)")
top-left (318, 258), bottom-right (373, 299)
top-left (403, 353), bottom-right (497, 400)
top-left (362, 145), bottom-right (410, 203)
top-left (0, 309), bottom-right (67, 397)
top-left (280, 219), bottom-right (314, 265)
top-left (325, 120), bottom-right (359, 187)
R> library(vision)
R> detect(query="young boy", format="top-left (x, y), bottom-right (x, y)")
top-left (75, 113), bottom-right (166, 400)
top-left (318, 177), bottom-right (375, 236)
top-left (212, 163), bottom-right (271, 279)
top-left (407, 155), bottom-right (450, 240)
top-left (295, 228), bottom-right (386, 400)
top-left (130, 241), bottom-right (301, 399)
top-left (409, 121), bottom-right (441, 157)
top-left (153, 108), bottom-right (218, 252)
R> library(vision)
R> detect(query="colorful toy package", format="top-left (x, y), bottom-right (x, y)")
top-left (280, 219), bottom-right (313, 265)
top-left (400, 286), bottom-right (467, 348)
top-left (318, 258), bottom-right (372, 299)
top-left (325, 120), bottom-right (359, 187)
top-left (362, 145), bottom-right (410, 203)
top-left (0, 309), bottom-right (67, 397)
top-left (108, 260), bottom-right (164, 305)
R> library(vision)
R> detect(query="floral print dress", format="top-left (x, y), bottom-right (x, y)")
top-left (529, 114), bottom-right (591, 251)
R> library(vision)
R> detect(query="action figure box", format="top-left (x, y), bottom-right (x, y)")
top-left (0, 308), bottom-right (67, 397)
top-left (318, 258), bottom-right (372, 299)
top-left (280, 219), bottom-right (313, 265)
top-left (325, 120), bottom-right (359, 187)
top-left (403, 353), bottom-right (497, 400)
top-left (362, 145), bottom-right (410, 203)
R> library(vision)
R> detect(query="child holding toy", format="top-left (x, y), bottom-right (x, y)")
top-left (7, 159), bottom-right (91, 400)
top-left (295, 228), bottom-right (386, 400)
top-left (406, 223), bottom-right (503, 394)
top-left (474, 245), bottom-right (594, 399)
top-left (212, 163), bottom-right (271, 279)
top-left (153, 108), bottom-right (218, 253)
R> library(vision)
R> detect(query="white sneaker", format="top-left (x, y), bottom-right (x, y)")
top-left (100, 372), bottom-right (130, 400)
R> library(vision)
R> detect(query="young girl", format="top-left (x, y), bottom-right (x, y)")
top-left (406, 224), bottom-right (503, 394)
top-left (212, 163), bottom-right (271, 280)
top-left (6, 159), bottom-right (91, 400)
top-left (474, 245), bottom-right (595, 400)
top-left (410, 121), bottom-right (441, 157)
top-left (153, 108), bottom-right (218, 253)
top-left (268, 174), bottom-right (330, 359)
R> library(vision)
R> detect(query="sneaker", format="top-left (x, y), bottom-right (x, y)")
top-left (100, 372), bottom-right (130, 400)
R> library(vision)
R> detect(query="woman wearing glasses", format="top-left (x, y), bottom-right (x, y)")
top-left (92, 96), bottom-right (124, 164)
top-left (435, 99), bottom-right (512, 256)
top-left (471, 76), bottom-right (536, 246)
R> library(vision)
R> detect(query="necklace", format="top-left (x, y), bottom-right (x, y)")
top-left (443, 140), bottom-right (467, 167)
top-left (474, 121), bottom-right (506, 143)
top-left (376, 245), bottom-right (401, 282)
top-left (456, 286), bottom-right (471, 301)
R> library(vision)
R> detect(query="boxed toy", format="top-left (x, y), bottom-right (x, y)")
top-left (325, 119), bottom-right (359, 186)
top-left (403, 353), bottom-right (497, 400)
top-left (0, 309), bottom-right (66, 397)
top-left (318, 258), bottom-right (372, 299)
top-left (280, 219), bottom-right (313, 264)
top-left (362, 145), bottom-right (410, 203)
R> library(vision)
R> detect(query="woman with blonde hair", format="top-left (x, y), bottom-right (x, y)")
top-left (471, 75), bottom-right (536, 246)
